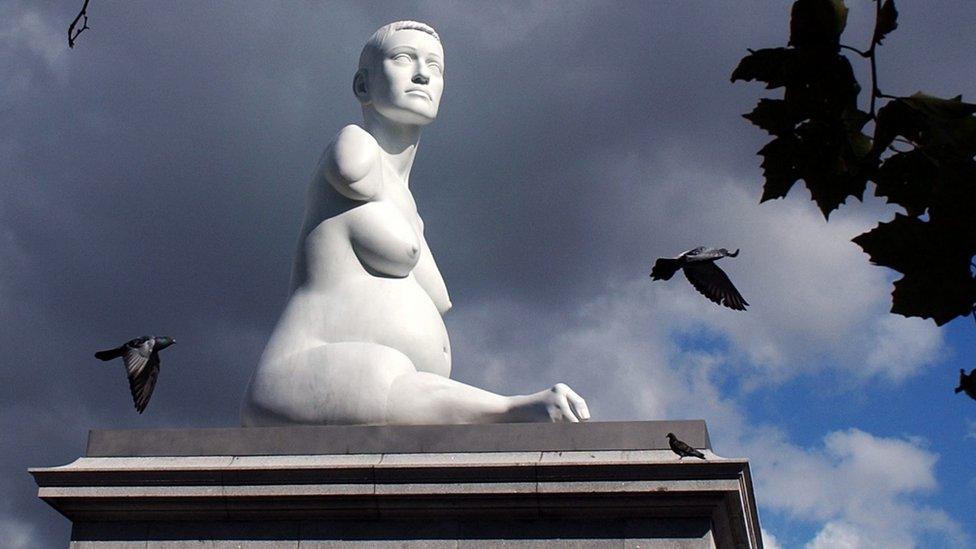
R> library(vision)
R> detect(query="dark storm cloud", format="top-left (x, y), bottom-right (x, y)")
top-left (2, 1), bottom-right (975, 545)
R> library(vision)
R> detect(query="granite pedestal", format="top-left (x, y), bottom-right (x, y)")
top-left (31, 421), bottom-right (763, 548)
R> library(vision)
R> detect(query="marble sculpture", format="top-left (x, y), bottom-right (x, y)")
top-left (242, 21), bottom-right (589, 426)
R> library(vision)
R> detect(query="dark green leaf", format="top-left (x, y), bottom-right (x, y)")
top-left (854, 214), bottom-right (943, 274)
top-left (904, 92), bottom-right (976, 119)
top-left (871, 99), bottom-right (917, 158)
top-left (853, 214), bottom-right (976, 325)
top-left (874, 93), bottom-right (976, 155)
top-left (926, 157), bottom-right (976, 241)
top-left (743, 99), bottom-right (797, 136)
top-left (875, 150), bottom-right (936, 216)
top-left (757, 136), bottom-right (800, 202)
top-left (872, 0), bottom-right (898, 45)
top-left (891, 273), bottom-right (976, 326)
top-left (736, 0), bottom-right (976, 329)
top-left (805, 170), bottom-right (868, 218)
top-left (782, 52), bottom-right (861, 119)
top-left (731, 48), bottom-right (795, 89)
top-left (794, 120), bottom-right (869, 217)
top-left (790, 0), bottom-right (848, 51)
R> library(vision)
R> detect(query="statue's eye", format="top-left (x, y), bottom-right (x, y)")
top-left (428, 62), bottom-right (443, 75)
top-left (393, 53), bottom-right (412, 64)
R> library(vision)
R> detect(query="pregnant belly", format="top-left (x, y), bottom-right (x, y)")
top-left (288, 277), bottom-right (452, 377)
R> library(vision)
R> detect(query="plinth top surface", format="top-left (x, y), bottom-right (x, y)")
top-left (85, 420), bottom-right (710, 457)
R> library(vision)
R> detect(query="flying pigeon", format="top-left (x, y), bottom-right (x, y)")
top-left (666, 432), bottom-right (706, 460)
top-left (955, 369), bottom-right (976, 400)
top-left (94, 336), bottom-right (175, 413)
top-left (650, 247), bottom-right (749, 311)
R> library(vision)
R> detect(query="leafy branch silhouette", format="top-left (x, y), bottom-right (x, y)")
top-left (68, 0), bottom-right (91, 49)
top-left (733, 0), bottom-right (976, 327)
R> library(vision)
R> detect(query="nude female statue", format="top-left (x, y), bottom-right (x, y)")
top-left (241, 21), bottom-right (589, 426)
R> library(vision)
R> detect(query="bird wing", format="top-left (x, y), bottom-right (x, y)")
top-left (130, 355), bottom-right (160, 413)
top-left (122, 338), bottom-right (158, 413)
top-left (650, 257), bottom-right (682, 281)
top-left (683, 262), bottom-right (749, 311)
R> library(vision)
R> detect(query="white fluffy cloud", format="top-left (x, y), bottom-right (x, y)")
top-left (446, 169), bottom-right (958, 546)
top-left (450, 289), bottom-right (964, 547)
top-left (761, 528), bottom-right (783, 549)
top-left (0, 3), bottom-right (65, 99)
top-left (0, 516), bottom-right (36, 549)
top-left (594, 152), bottom-right (945, 382)
top-left (419, 0), bottom-right (595, 51)
top-left (754, 429), bottom-right (964, 548)
top-left (690, 193), bottom-right (938, 381)
top-left (806, 522), bottom-right (867, 549)
top-left (450, 285), bottom-right (963, 546)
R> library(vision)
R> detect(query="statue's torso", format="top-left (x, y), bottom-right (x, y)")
top-left (260, 148), bottom-right (451, 378)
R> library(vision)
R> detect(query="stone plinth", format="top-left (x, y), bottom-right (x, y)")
top-left (30, 421), bottom-right (763, 548)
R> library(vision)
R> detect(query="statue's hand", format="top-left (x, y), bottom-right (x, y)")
top-left (514, 383), bottom-right (590, 423)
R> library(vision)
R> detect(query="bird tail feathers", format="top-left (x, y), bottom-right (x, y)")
top-left (650, 258), bottom-right (681, 281)
top-left (94, 348), bottom-right (123, 361)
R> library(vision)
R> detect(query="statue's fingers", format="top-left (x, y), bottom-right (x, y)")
top-left (556, 395), bottom-right (579, 423)
top-left (566, 391), bottom-right (590, 421)
top-left (555, 384), bottom-right (589, 421)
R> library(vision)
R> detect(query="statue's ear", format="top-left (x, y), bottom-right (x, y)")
top-left (353, 70), bottom-right (369, 104)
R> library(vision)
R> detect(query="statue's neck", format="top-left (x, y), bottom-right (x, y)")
top-left (363, 110), bottom-right (422, 188)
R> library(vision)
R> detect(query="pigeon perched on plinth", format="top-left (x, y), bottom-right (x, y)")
top-left (666, 432), bottom-right (706, 460)
top-left (651, 247), bottom-right (748, 311)
top-left (94, 336), bottom-right (175, 413)
top-left (955, 369), bottom-right (976, 400)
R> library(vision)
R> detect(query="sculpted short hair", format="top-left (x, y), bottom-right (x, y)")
top-left (358, 21), bottom-right (440, 72)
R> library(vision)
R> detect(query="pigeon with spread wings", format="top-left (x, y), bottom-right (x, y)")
top-left (94, 336), bottom-right (175, 413)
top-left (650, 247), bottom-right (748, 311)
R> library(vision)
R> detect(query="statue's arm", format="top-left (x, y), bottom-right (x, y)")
top-left (387, 370), bottom-right (590, 424)
top-left (322, 124), bottom-right (382, 201)
top-left (412, 218), bottom-right (452, 314)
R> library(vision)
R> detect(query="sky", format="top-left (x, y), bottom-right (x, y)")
top-left (2, 1), bottom-right (975, 547)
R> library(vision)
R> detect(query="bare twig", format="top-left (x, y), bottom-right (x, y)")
top-left (867, 0), bottom-right (883, 118)
top-left (68, 0), bottom-right (91, 49)
top-left (840, 44), bottom-right (869, 57)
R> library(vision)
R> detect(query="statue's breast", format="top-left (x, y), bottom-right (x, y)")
top-left (347, 200), bottom-right (421, 278)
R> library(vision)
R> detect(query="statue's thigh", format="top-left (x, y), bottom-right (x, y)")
top-left (248, 342), bottom-right (416, 425)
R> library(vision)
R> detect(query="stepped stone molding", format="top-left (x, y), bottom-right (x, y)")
top-left (31, 421), bottom-right (763, 548)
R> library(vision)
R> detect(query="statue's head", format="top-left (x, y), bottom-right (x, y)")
top-left (354, 21), bottom-right (444, 126)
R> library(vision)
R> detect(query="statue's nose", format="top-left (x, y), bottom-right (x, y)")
top-left (412, 73), bottom-right (429, 85)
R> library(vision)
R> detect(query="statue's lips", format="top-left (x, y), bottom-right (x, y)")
top-left (406, 89), bottom-right (432, 101)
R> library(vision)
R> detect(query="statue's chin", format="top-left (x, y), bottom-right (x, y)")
top-left (372, 104), bottom-right (438, 127)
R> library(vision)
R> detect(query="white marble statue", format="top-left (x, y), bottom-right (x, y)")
top-left (241, 21), bottom-right (589, 426)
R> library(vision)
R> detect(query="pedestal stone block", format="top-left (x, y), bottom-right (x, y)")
top-left (31, 421), bottom-right (763, 548)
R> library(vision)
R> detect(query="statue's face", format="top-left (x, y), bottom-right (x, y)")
top-left (366, 29), bottom-right (444, 125)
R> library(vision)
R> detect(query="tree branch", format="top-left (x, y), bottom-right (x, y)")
top-left (840, 44), bottom-right (869, 57)
top-left (68, 0), bottom-right (91, 49)
top-left (867, 0), bottom-right (882, 118)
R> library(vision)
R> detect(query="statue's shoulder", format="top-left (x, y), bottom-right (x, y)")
top-left (323, 124), bottom-right (381, 200)
top-left (334, 124), bottom-right (378, 151)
